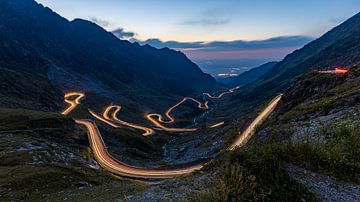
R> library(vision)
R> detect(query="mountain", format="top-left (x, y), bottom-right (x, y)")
top-left (228, 62), bottom-right (277, 87)
top-left (197, 65), bottom-right (360, 201)
top-left (0, 0), bottom-right (219, 110)
top-left (234, 12), bottom-right (360, 102)
top-left (0, 66), bottom-right (62, 111)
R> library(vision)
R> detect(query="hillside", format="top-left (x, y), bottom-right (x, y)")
top-left (228, 62), bottom-right (277, 87)
top-left (184, 66), bottom-right (360, 201)
top-left (0, 0), bottom-right (219, 111)
top-left (1, 1), bottom-right (359, 201)
top-left (233, 12), bottom-right (360, 103)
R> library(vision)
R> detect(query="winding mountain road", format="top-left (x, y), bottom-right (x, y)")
top-left (228, 94), bottom-right (283, 151)
top-left (75, 119), bottom-right (203, 179)
top-left (61, 92), bottom-right (85, 115)
top-left (103, 105), bottom-right (154, 136)
top-left (203, 86), bottom-right (240, 99)
top-left (74, 94), bottom-right (283, 179)
top-left (88, 93), bottom-right (227, 134)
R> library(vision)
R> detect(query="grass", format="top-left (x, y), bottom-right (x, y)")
top-left (0, 164), bottom-right (148, 201)
top-left (0, 165), bottom-right (104, 200)
top-left (286, 121), bottom-right (360, 183)
top-left (258, 120), bottom-right (360, 183)
top-left (0, 108), bottom-right (69, 131)
top-left (196, 145), bottom-right (318, 201)
top-left (194, 118), bottom-right (359, 201)
top-left (279, 77), bottom-right (360, 122)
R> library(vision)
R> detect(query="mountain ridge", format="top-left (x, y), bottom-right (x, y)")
top-left (0, 0), bottom-right (220, 111)
top-left (227, 62), bottom-right (277, 87)
top-left (234, 12), bottom-right (360, 102)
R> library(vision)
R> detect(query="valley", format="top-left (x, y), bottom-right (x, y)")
top-left (59, 86), bottom-right (281, 179)
top-left (0, 0), bottom-right (359, 201)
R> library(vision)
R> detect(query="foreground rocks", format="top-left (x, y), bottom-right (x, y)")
top-left (286, 164), bottom-right (360, 202)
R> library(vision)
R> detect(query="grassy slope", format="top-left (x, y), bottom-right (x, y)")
top-left (194, 67), bottom-right (360, 201)
top-left (0, 67), bottom-right (62, 111)
top-left (0, 107), bottom-right (149, 201)
top-left (252, 68), bottom-right (360, 183)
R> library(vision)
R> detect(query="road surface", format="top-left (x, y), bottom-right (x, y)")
top-left (151, 97), bottom-right (209, 124)
top-left (75, 94), bottom-right (283, 178)
top-left (318, 67), bottom-right (349, 74)
top-left (103, 105), bottom-right (154, 136)
top-left (90, 97), bottom-right (213, 134)
top-left (70, 87), bottom-right (241, 134)
top-left (75, 119), bottom-right (203, 179)
top-left (208, 121), bottom-right (225, 128)
top-left (203, 86), bottom-right (240, 99)
top-left (61, 92), bottom-right (85, 115)
top-left (228, 94), bottom-right (283, 150)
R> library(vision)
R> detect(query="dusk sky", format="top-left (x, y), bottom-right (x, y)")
top-left (35, 0), bottom-right (360, 75)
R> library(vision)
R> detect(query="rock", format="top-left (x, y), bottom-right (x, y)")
top-left (285, 164), bottom-right (360, 201)
top-left (23, 143), bottom-right (33, 149)
top-left (76, 181), bottom-right (89, 187)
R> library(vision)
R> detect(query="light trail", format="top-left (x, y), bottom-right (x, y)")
top-left (103, 105), bottom-right (154, 136)
top-left (156, 97), bottom-right (209, 124)
top-left (90, 107), bottom-right (154, 136)
top-left (89, 109), bottom-right (120, 128)
top-left (228, 94), bottom-right (283, 151)
top-left (318, 67), bottom-right (349, 74)
top-left (143, 97), bottom-right (209, 133)
top-left (60, 88), bottom-right (282, 178)
top-left (74, 95), bottom-right (282, 179)
top-left (75, 119), bottom-right (203, 179)
top-left (145, 97), bottom-right (209, 133)
top-left (61, 92), bottom-right (85, 115)
top-left (208, 121), bottom-right (225, 128)
top-left (334, 67), bottom-right (349, 74)
top-left (145, 113), bottom-right (198, 133)
top-left (203, 86), bottom-right (240, 99)
top-left (89, 98), bottom-right (209, 134)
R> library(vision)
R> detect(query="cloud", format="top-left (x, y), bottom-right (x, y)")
top-left (89, 17), bottom-right (111, 28)
top-left (112, 28), bottom-right (136, 40)
top-left (202, 36), bottom-right (313, 51)
top-left (183, 18), bottom-right (230, 26)
top-left (135, 36), bottom-right (313, 75)
top-left (138, 36), bottom-right (313, 52)
top-left (139, 38), bottom-right (203, 49)
top-left (181, 10), bottom-right (230, 26)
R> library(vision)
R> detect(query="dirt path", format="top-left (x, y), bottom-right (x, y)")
top-left (285, 164), bottom-right (360, 201)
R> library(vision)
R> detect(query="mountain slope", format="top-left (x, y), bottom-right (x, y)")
top-left (235, 12), bottom-right (360, 102)
top-left (0, 66), bottom-right (62, 111)
top-left (193, 66), bottom-right (360, 201)
top-left (0, 0), bottom-right (219, 110)
top-left (228, 62), bottom-right (277, 87)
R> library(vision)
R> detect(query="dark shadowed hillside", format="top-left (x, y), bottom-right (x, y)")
top-left (0, 0), bottom-right (219, 111)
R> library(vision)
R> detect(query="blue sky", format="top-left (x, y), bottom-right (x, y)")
top-left (35, 0), bottom-right (360, 41)
top-left (35, 0), bottom-right (360, 75)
